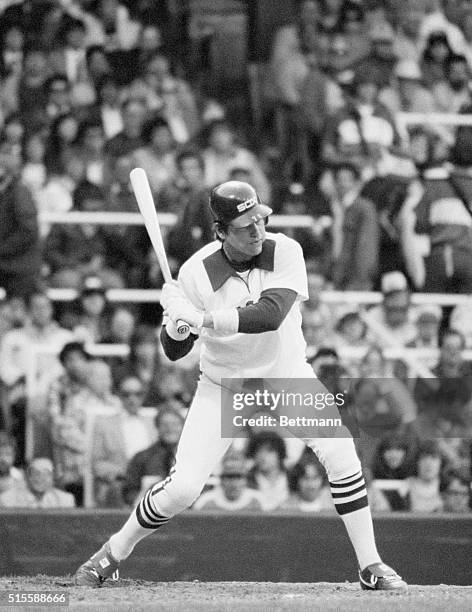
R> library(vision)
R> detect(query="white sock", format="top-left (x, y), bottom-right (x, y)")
top-left (109, 512), bottom-right (151, 561)
top-left (340, 505), bottom-right (382, 571)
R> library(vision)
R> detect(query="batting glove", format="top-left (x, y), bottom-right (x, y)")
top-left (167, 297), bottom-right (204, 330)
top-left (161, 280), bottom-right (185, 310)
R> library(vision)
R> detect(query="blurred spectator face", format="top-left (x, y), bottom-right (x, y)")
top-left (307, 273), bottom-right (325, 307)
top-left (82, 125), bottom-right (105, 154)
top-left (382, 446), bottom-right (406, 471)
top-left (443, 477), bottom-right (470, 512)
top-left (27, 459), bottom-right (54, 495)
top-left (398, 77), bottom-right (421, 104)
top-left (81, 291), bottom-right (106, 317)
top-left (63, 349), bottom-right (89, 381)
top-left (440, 332), bottom-right (464, 368)
top-left (179, 155), bottom-right (203, 186)
top-left (254, 445), bottom-right (281, 473)
top-left (150, 125), bottom-right (173, 153)
top-left (66, 25), bottom-right (86, 50)
top-left (299, 0), bottom-right (319, 24)
top-left (6, 296), bottom-right (27, 328)
top-left (58, 115), bottom-right (79, 143)
top-left (134, 338), bottom-right (157, 363)
top-left (417, 453), bottom-right (441, 482)
top-left (0, 142), bottom-right (22, 175)
top-left (221, 471), bottom-right (246, 501)
top-left (383, 291), bottom-right (410, 328)
top-left (24, 133), bottom-right (45, 164)
top-left (430, 39), bottom-right (450, 63)
top-left (80, 196), bottom-right (105, 212)
top-left (0, 442), bottom-right (15, 476)
top-left (359, 347), bottom-right (385, 377)
top-left (447, 58), bottom-right (469, 90)
top-left (409, 131), bottom-right (430, 166)
top-left (338, 314), bottom-right (365, 344)
top-left (157, 410), bottom-right (184, 446)
top-left (334, 167), bottom-right (359, 199)
top-left (140, 26), bottom-right (162, 53)
top-left (5, 26), bottom-right (23, 52)
top-left (355, 80), bottom-right (378, 105)
top-left (400, 10), bottom-right (423, 38)
top-left (122, 101), bottom-right (146, 135)
top-left (297, 463), bottom-right (324, 502)
top-left (62, 151), bottom-right (85, 181)
top-left (209, 125), bottom-right (234, 154)
top-left (416, 315), bottom-right (439, 343)
top-left (87, 360), bottom-right (112, 398)
top-left (88, 49), bottom-right (111, 80)
top-left (146, 54), bottom-right (170, 81)
top-left (110, 307), bottom-right (135, 342)
top-left (24, 49), bottom-right (47, 77)
top-left (119, 376), bottom-right (144, 415)
top-left (29, 294), bottom-right (53, 329)
top-left (100, 80), bottom-right (119, 106)
top-left (4, 117), bottom-right (24, 146)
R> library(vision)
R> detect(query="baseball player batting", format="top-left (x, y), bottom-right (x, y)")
top-left (74, 181), bottom-right (407, 591)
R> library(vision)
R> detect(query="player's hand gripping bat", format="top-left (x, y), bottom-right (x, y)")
top-left (130, 167), bottom-right (190, 336)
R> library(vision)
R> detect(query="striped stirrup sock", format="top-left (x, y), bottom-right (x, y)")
top-left (329, 470), bottom-right (369, 515)
top-left (135, 469), bottom-right (175, 529)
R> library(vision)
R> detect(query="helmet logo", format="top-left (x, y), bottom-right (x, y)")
top-left (236, 197), bottom-right (257, 213)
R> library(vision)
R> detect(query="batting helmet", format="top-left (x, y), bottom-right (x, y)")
top-left (209, 181), bottom-right (272, 229)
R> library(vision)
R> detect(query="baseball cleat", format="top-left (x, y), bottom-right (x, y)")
top-left (74, 541), bottom-right (120, 587)
top-left (359, 562), bottom-right (408, 591)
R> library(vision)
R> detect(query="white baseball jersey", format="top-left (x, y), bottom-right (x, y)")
top-left (177, 232), bottom-right (309, 381)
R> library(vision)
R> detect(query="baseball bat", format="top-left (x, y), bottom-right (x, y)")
top-left (130, 167), bottom-right (190, 335)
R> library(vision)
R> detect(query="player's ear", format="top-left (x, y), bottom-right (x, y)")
top-left (215, 222), bottom-right (227, 241)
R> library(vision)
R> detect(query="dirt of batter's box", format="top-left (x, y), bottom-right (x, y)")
top-left (1, 577), bottom-right (472, 612)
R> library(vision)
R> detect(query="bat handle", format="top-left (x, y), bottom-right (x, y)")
top-left (176, 320), bottom-right (190, 335)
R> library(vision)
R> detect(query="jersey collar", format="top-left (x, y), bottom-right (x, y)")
top-left (203, 239), bottom-right (275, 291)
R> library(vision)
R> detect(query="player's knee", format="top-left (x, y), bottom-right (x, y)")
top-left (166, 478), bottom-right (204, 511)
top-left (314, 439), bottom-right (362, 481)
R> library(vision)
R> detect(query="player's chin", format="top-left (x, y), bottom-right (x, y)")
top-left (247, 241), bottom-right (263, 255)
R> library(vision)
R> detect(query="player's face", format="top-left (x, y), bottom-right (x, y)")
top-left (225, 219), bottom-right (266, 259)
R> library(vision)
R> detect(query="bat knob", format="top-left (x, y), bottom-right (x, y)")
top-left (177, 320), bottom-right (190, 336)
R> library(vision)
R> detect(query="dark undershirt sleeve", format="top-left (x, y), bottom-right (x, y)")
top-left (160, 326), bottom-right (198, 361)
top-left (237, 288), bottom-right (298, 334)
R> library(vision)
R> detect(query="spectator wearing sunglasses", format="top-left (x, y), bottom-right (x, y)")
top-left (91, 375), bottom-right (155, 507)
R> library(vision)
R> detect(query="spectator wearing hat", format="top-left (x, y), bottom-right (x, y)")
top-left (365, 272), bottom-right (418, 346)
top-left (44, 180), bottom-right (124, 290)
top-left (194, 450), bottom-right (264, 512)
top-left (131, 116), bottom-right (177, 194)
top-left (408, 305), bottom-right (442, 349)
top-left (331, 162), bottom-right (380, 290)
top-left (0, 457), bottom-right (75, 509)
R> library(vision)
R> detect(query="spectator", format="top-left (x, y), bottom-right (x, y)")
top-left (0, 457), bottom-right (75, 509)
top-left (421, 31), bottom-right (454, 88)
top-left (380, 59), bottom-right (439, 117)
top-left (322, 66), bottom-right (400, 178)
top-left (122, 405), bottom-right (184, 506)
top-left (85, 45), bottom-right (112, 88)
top-left (49, 18), bottom-right (88, 85)
top-left (280, 454), bottom-right (333, 512)
top-left (353, 22), bottom-right (398, 90)
top-left (392, 8), bottom-right (425, 63)
top-left (143, 52), bottom-right (200, 144)
top-left (17, 46), bottom-right (49, 126)
top-left (92, 374), bottom-right (155, 507)
top-left (1, 113), bottom-right (24, 152)
top-left (165, 150), bottom-right (214, 268)
top-left (246, 432), bottom-right (290, 510)
top-left (202, 119), bottom-right (271, 203)
top-left (372, 433), bottom-right (417, 481)
top-left (43, 74), bottom-right (73, 123)
top-left (132, 116), bottom-right (177, 194)
top-left (112, 325), bottom-right (162, 407)
top-left (450, 298), bottom-right (472, 348)
top-left (102, 306), bottom-right (136, 345)
top-left (406, 440), bottom-right (444, 512)
top-left (95, 76), bottom-right (123, 140)
top-left (440, 470), bottom-right (471, 513)
top-left (44, 112), bottom-right (80, 174)
top-left (433, 53), bottom-right (472, 113)
top-left (331, 162), bottom-right (380, 290)
top-left (194, 450), bottom-right (264, 512)
top-left (408, 305), bottom-right (442, 349)
top-left (0, 432), bottom-right (24, 495)
top-left (44, 180), bottom-right (124, 289)
top-left (74, 118), bottom-right (106, 185)
top-left (0, 141), bottom-right (41, 298)
top-left (51, 359), bottom-right (120, 506)
top-left (334, 310), bottom-right (368, 349)
top-left (70, 277), bottom-right (110, 344)
top-left (0, 24), bottom-right (24, 79)
top-left (365, 272), bottom-right (418, 346)
top-left (105, 98), bottom-right (146, 160)
top-left (21, 130), bottom-right (47, 197)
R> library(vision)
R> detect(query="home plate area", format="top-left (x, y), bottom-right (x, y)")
top-left (1, 577), bottom-right (472, 612)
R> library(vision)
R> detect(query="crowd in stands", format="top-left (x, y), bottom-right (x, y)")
top-left (0, 0), bottom-right (471, 512)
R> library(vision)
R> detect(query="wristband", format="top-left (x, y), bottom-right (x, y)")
top-left (210, 308), bottom-right (239, 335)
top-left (165, 319), bottom-right (190, 341)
